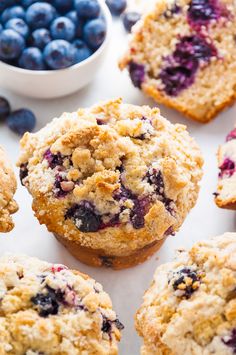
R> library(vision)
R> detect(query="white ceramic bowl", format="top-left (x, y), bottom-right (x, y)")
top-left (0, 0), bottom-right (112, 99)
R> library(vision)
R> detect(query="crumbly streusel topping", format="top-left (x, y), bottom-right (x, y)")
top-left (136, 233), bottom-right (236, 355)
top-left (18, 98), bottom-right (203, 256)
top-left (215, 127), bottom-right (236, 208)
top-left (0, 146), bottom-right (18, 233)
top-left (0, 254), bottom-right (123, 355)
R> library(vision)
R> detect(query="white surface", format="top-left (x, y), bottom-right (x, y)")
top-left (0, 0), bottom-right (112, 99)
top-left (0, 18), bottom-right (236, 355)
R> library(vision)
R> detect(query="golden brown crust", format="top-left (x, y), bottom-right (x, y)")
top-left (0, 146), bottom-right (18, 233)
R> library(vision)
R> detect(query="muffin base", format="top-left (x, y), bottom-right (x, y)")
top-left (54, 233), bottom-right (166, 270)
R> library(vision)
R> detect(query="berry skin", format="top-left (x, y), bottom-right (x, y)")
top-left (122, 11), bottom-right (140, 32)
top-left (106, 0), bottom-right (127, 15)
top-left (73, 39), bottom-right (91, 63)
top-left (53, 0), bottom-right (74, 13)
top-left (7, 108), bottom-right (36, 135)
top-left (0, 24), bottom-right (3, 33)
top-left (21, 0), bottom-right (38, 7)
top-left (5, 19), bottom-right (29, 39)
top-left (25, 2), bottom-right (57, 30)
top-left (30, 28), bottom-right (51, 50)
top-left (74, 0), bottom-right (100, 19)
top-left (50, 17), bottom-right (76, 41)
top-left (66, 10), bottom-right (84, 37)
top-left (1, 6), bottom-right (25, 24)
top-left (0, 97), bottom-right (11, 121)
top-left (19, 47), bottom-right (45, 70)
top-left (0, 29), bottom-right (25, 60)
top-left (0, 0), bottom-right (16, 13)
top-left (43, 39), bottom-right (76, 69)
top-left (83, 19), bottom-right (106, 49)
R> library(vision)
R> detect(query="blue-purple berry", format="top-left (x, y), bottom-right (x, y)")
top-left (74, 0), bottom-right (100, 19)
top-left (73, 39), bottom-right (91, 63)
top-left (30, 28), bottom-right (51, 50)
top-left (0, 97), bottom-right (11, 121)
top-left (106, 0), bottom-right (127, 15)
top-left (83, 18), bottom-right (106, 49)
top-left (5, 18), bottom-right (29, 39)
top-left (26, 2), bottom-right (57, 30)
top-left (43, 39), bottom-right (76, 69)
top-left (31, 286), bottom-right (64, 317)
top-left (1, 6), bottom-right (25, 24)
top-left (50, 16), bottom-right (76, 41)
top-left (122, 11), bottom-right (140, 32)
top-left (66, 10), bottom-right (84, 37)
top-left (7, 108), bottom-right (36, 135)
top-left (19, 47), bottom-right (45, 70)
top-left (128, 61), bottom-right (145, 88)
top-left (53, 0), bottom-right (74, 13)
top-left (0, 29), bottom-right (25, 60)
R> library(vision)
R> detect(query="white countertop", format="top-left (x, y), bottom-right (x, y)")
top-left (1, 18), bottom-right (236, 355)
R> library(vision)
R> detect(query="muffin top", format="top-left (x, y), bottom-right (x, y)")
top-left (136, 233), bottom-right (236, 355)
top-left (0, 146), bottom-right (18, 233)
top-left (0, 254), bottom-right (123, 355)
top-left (18, 98), bottom-right (203, 255)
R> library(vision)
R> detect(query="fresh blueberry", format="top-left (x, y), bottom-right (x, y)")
top-left (21, 0), bottom-right (38, 7)
top-left (73, 39), bottom-right (91, 63)
top-left (5, 19), bottom-right (29, 39)
top-left (0, 24), bottom-right (3, 34)
top-left (66, 10), bottom-right (84, 37)
top-left (0, 29), bottom-right (25, 60)
top-left (30, 28), bottom-right (51, 50)
top-left (43, 39), bottom-right (76, 69)
top-left (83, 18), bottom-right (106, 49)
top-left (122, 11), bottom-right (140, 32)
top-left (128, 61), bottom-right (145, 88)
top-left (0, 97), bottom-right (11, 121)
top-left (53, 0), bottom-right (74, 13)
top-left (19, 47), bottom-right (45, 70)
top-left (65, 201), bottom-right (102, 233)
top-left (7, 108), bottom-right (36, 135)
top-left (50, 17), bottom-right (76, 41)
top-left (0, 0), bottom-right (17, 13)
top-left (1, 6), bottom-right (25, 24)
top-left (74, 0), bottom-right (100, 19)
top-left (26, 2), bottom-right (57, 30)
top-left (106, 0), bottom-right (127, 15)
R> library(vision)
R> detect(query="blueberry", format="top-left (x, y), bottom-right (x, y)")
top-left (170, 267), bottom-right (201, 299)
top-left (74, 0), bottom-right (100, 19)
top-left (53, 0), bottom-right (74, 13)
top-left (26, 3), bottom-right (57, 30)
top-left (1, 6), bottom-right (25, 24)
top-left (130, 197), bottom-right (150, 229)
top-left (50, 17), bottom-right (76, 41)
top-left (7, 108), bottom-right (36, 135)
top-left (219, 158), bottom-right (235, 178)
top-left (19, 47), bottom-right (45, 70)
top-left (226, 128), bottom-right (236, 142)
top-left (0, 0), bottom-right (17, 13)
top-left (31, 286), bottom-right (64, 317)
top-left (43, 39), bottom-right (76, 69)
top-left (128, 61), bottom-right (145, 88)
top-left (122, 11), bottom-right (140, 32)
top-left (19, 163), bottom-right (28, 185)
top-left (106, 0), bottom-right (127, 15)
top-left (188, 0), bottom-right (220, 26)
top-left (163, 3), bottom-right (181, 18)
top-left (73, 39), bottom-right (91, 63)
top-left (83, 18), bottom-right (106, 49)
top-left (0, 97), bottom-right (11, 121)
top-left (43, 149), bottom-right (63, 169)
top-left (30, 28), bottom-right (51, 50)
top-left (21, 0), bottom-right (38, 7)
top-left (5, 19), bottom-right (29, 39)
top-left (0, 25), bottom-right (2, 34)
top-left (102, 316), bottom-right (124, 335)
top-left (222, 329), bottom-right (236, 352)
top-left (66, 10), bottom-right (84, 37)
top-left (0, 29), bottom-right (25, 60)
top-left (65, 201), bottom-right (102, 233)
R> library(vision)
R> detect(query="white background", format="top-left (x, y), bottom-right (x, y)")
top-left (1, 18), bottom-right (236, 355)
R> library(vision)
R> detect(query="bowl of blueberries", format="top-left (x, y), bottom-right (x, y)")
top-left (0, 0), bottom-right (112, 98)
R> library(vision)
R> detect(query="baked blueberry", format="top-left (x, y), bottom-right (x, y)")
top-left (50, 16), bottom-right (76, 41)
top-left (31, 286), bottom-right (63, 317)
top-left (222, 329), bottom-right (236, 353)
top-left (128, 62), bottom-right (145, 88)
top-left (43, 149), bottom-right (64, 169)
top-left (0, 29), bottom-right (25, 60)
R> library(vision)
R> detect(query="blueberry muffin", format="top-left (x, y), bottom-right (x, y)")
top-left (119, 0), bottom-right (236, 123)
top-left (0, 254), bottom-right (123, 354)
top-left (215, 127), bottom-right (236, 209)
top-left (18, 98), bottom-right (203, 269)
top-left (0, 145), bottom-right (18, 233)
top-left (136, 233), bottom-right (236, 355)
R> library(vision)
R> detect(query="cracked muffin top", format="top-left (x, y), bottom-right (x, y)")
top-left (0, 146), bottom-right (18, 233)
top-left (136, 233), bottom-right (236, 355)
top-left (0, 254), bottom-right (123, 355)
top-left (17, 98), bottom-right (203, 256)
